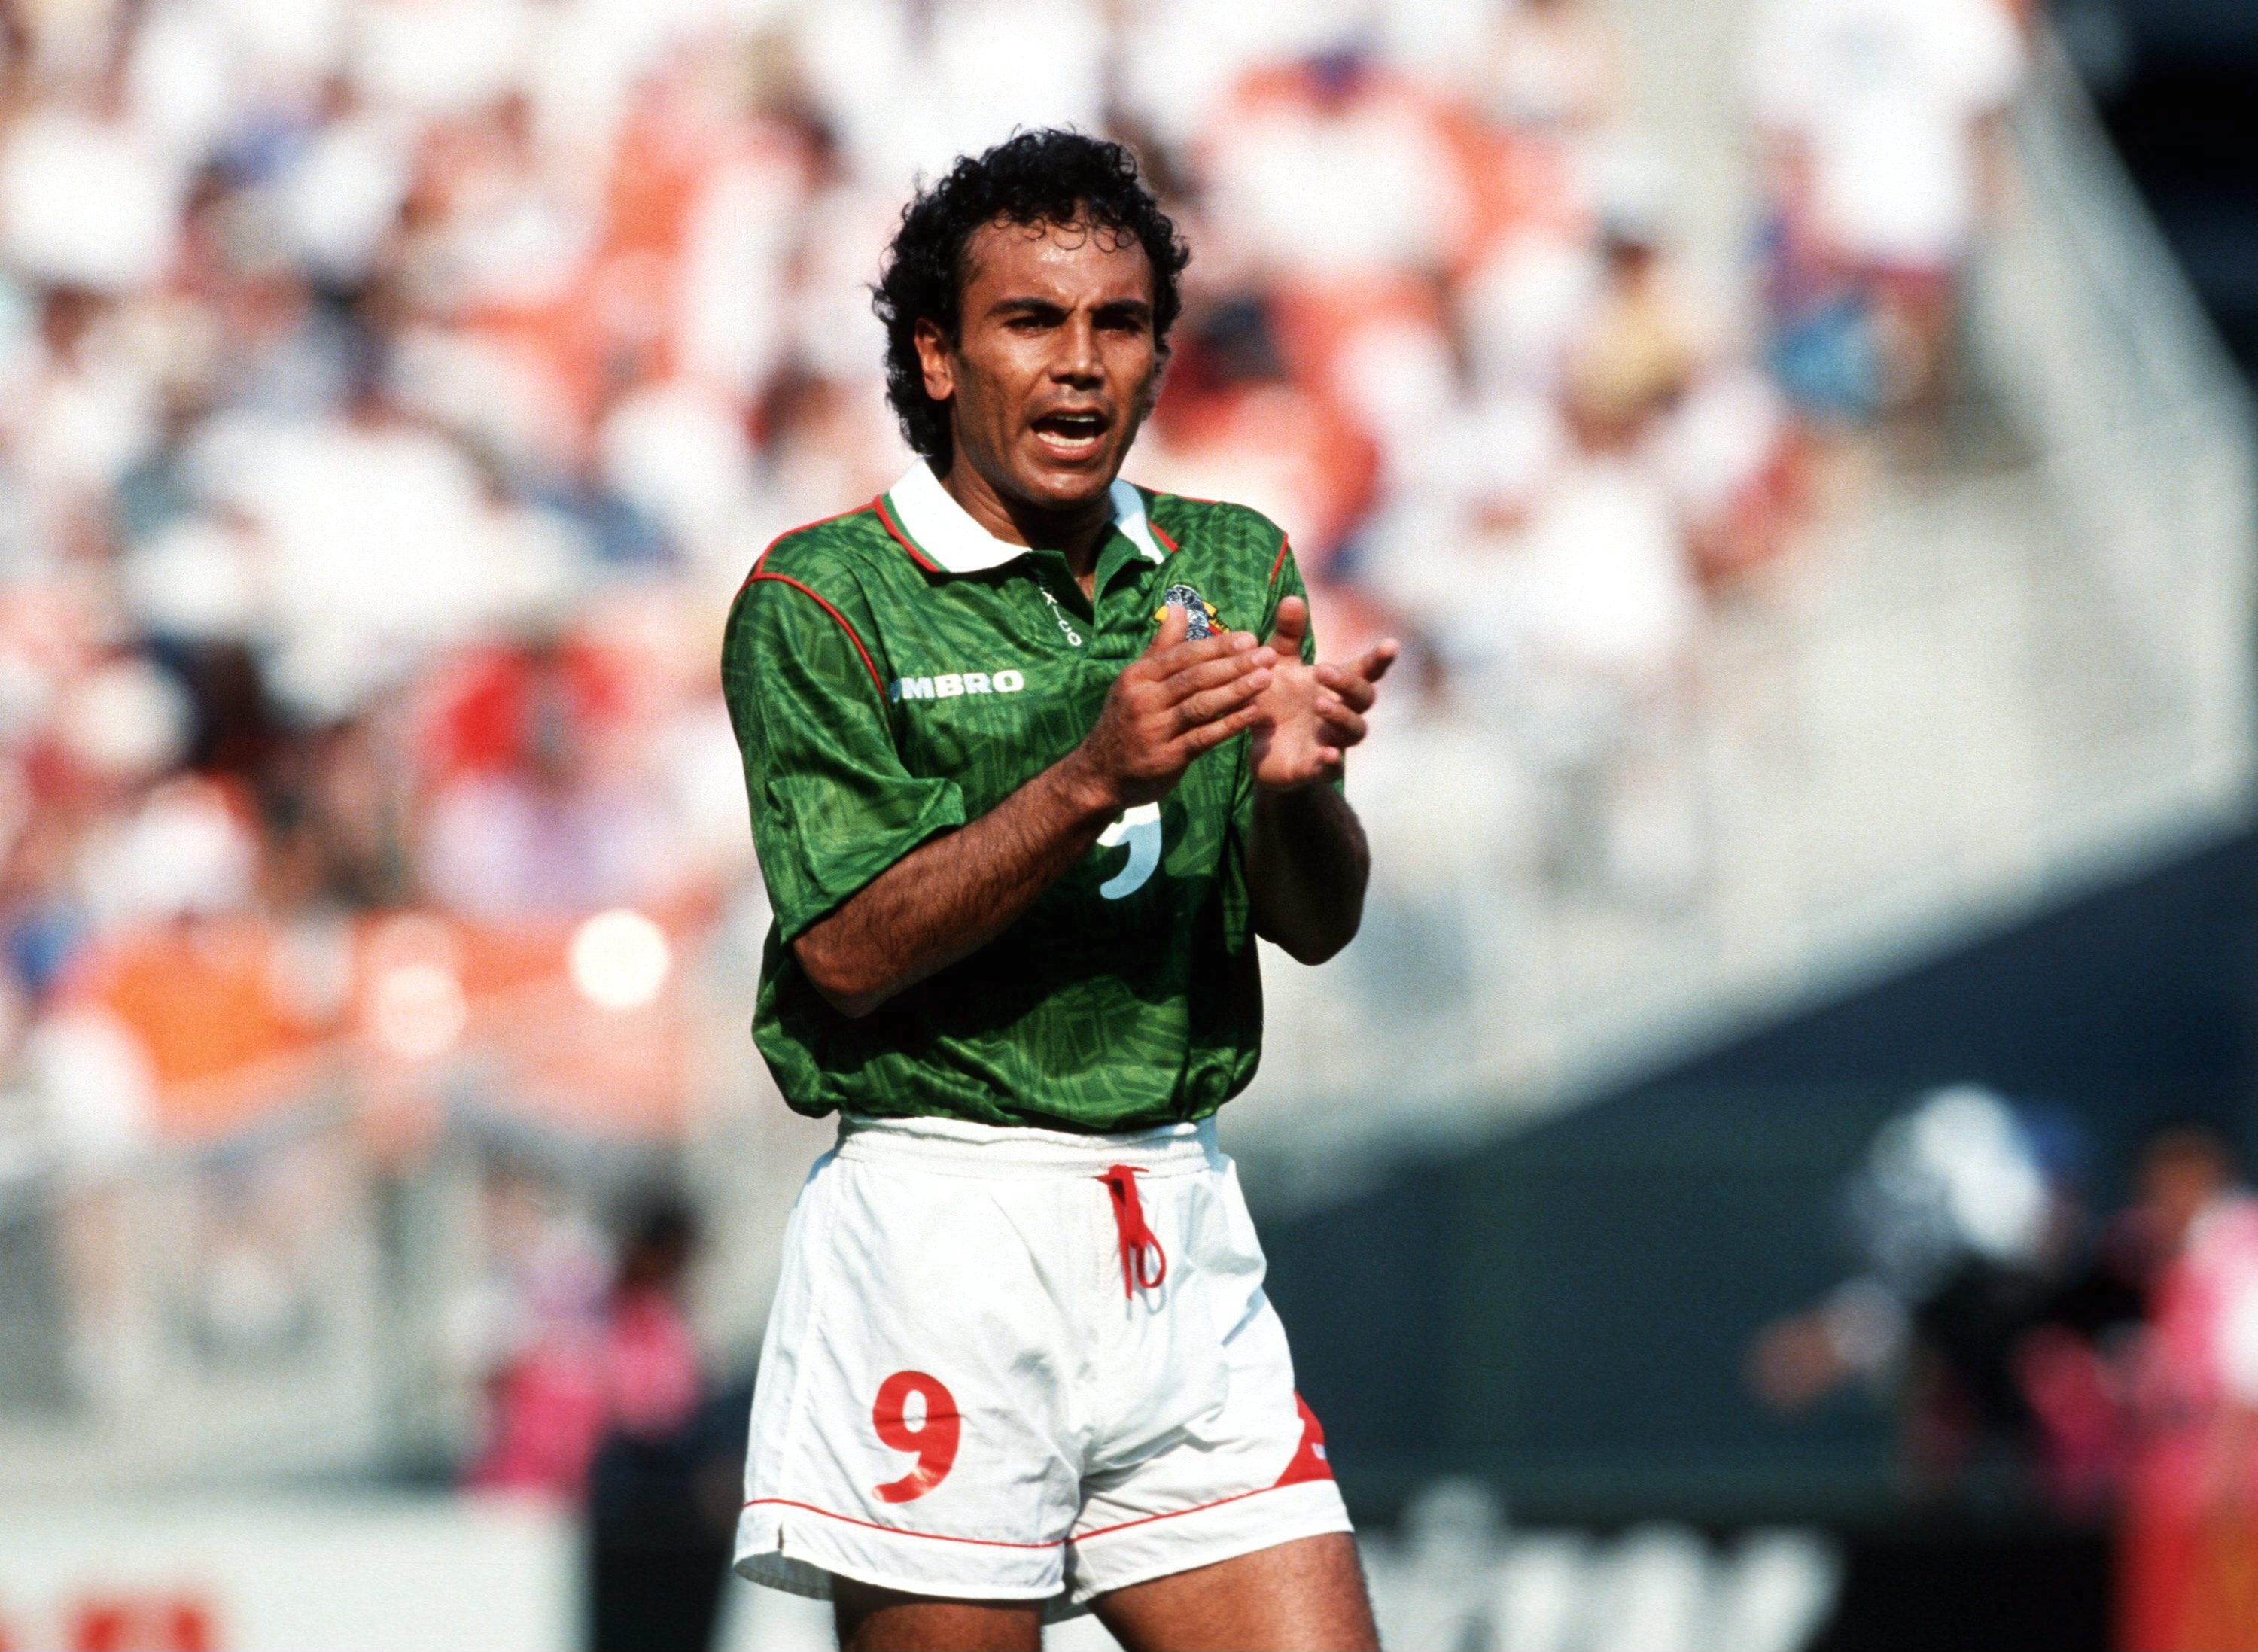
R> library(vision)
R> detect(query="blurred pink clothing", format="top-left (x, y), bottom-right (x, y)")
top-left (467, 1330), bottom-right (609, 1499)
top-left (468, 1288), bottom-right (703, 1501)
top-left (2135, 1194), bottom-right (2258, 1431)
top-left (2123, 1194), bottom-right (2258, 1651)
top-left (605, 1289), bottom-right (704, 1441)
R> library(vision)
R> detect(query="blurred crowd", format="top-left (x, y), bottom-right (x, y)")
top-left (1748, 0), bottom-right (2031, 419)
top-left (0, 0), bottom-right (2034, 1167)
top-left (0, 0), bottom-right (2035, 1485)
top-left (1751, 1093), bottom-right (2258, 1650)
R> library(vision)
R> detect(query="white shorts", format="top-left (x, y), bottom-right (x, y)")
top-left (733, 1113), bottom-right (1351, 1611)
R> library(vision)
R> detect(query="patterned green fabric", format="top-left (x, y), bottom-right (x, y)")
top-left (720, 471), bottom-right (1314, 1133)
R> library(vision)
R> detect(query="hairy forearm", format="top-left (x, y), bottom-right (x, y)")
top-left (1248, 783), bottom-right (1368, 965)
top-left (790, 611), bottom-right (1275, 1017)
top-left (792, 754), bottom-right (1119, 1018)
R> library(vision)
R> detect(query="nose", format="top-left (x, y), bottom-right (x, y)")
top-left (1054, 312), bottom-right (1101, 386)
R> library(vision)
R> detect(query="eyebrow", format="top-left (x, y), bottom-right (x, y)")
top-left (984, 295), bottom-right (1153, 322)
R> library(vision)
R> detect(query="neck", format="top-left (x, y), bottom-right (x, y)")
top-left (937, 452), bottom-right (1115, 578)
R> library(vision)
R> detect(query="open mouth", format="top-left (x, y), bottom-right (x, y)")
top-left (1030, 409), bottom-right (1109, 461)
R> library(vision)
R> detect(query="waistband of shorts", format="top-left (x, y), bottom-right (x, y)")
top-left (833, 1113), bottom-right (1224, 1179)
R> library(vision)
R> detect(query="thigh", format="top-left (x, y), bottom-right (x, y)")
top-left (833, 1578), bottom-right (1043, 1652)
top-left (737, 1156), bottom-right (1082, 1604)
top-left (1093, 1532), bottom-right (1378, 1652)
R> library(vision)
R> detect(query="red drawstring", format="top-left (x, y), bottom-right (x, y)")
top-left (1097, 1165), bottom-right (1167, 1298)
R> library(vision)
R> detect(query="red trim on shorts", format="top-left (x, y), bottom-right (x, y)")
top-left (873, 494), bottom-right (942, 573)
top-left (1273, 1394), bottom-right (1334, 1486)
top-left (745, 574), bottom-right (885, 698)
top-left (745, 1475), bottom-right (1333, 1553)
top-left (1267, 534), bottom-right (1293, 584)
top-left (1072, 1480), bottom-right (1320, 1543)
top-left (742, 1498), bottom-right (1064, 1550)
top-left (741, 1480), bottom-right (1319, 1553)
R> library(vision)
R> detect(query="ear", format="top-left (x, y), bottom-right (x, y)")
top-left (913, 318), bottom-right (955, 405)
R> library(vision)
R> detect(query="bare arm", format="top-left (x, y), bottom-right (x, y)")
top-left (1249, 784), bottom-right (1371, 966)
top-left (793, 608), bottom-right (1275, 1017)
top-left (1245, 598), bottom-right (1398, 965)
top-left (792, 756), bottom-right (1116, 1018)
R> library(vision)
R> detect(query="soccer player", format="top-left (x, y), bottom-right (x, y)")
top-left (724, 130), bottom-right (1395, 1650)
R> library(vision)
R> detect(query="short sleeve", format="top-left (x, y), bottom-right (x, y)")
top-left (723, 573), bottom-right (966, 941)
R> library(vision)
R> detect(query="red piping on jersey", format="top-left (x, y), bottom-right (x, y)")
top-left (1267, 533), bottom-right (1293, 584)
top-left (742, 1498), bottom-right (1064, 1550)
top-left (873, 494), bottom-right (942, 573)
top-left (1097, 1166), bottom-right (1167, 1298)
top-left (747, 573), bottom-right (884, 698)
top-left (736, 506), bottom-right (865, 594)
top-left (1149, 520), bottom-right (1180, 555)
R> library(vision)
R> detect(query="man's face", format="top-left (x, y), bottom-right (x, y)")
top-left (916, 215), bottom-right (1158, 516)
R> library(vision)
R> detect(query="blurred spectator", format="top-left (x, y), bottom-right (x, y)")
top-left (1199, 50), bottom-right (1476, 292)
top-left (458, 1171), bottom-right (707, 1496)
top-left (1748, 1086), bottom-right (2138, 1504)
top-left (460, 1161), bottom-right (611, 1499)
top-left (456, 1176), bottom-right (722, 1647)
top-left (584, 1197), bottom-right (735, 1652)
top-left (1747, 0), bottom-right (2025, 416)
top-left (416, 635), bottom-right (674, 919)
top-left (0, 99), bottom-right (186, 296)
top-left (1137, 295), bottom-right (1379, 577)
top-left (2118, 1125), bottom-right (2258, 1652)
top-left (1487, 0), bottom-right (1625, 146)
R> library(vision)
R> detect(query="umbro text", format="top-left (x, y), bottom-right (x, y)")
top-left (890, 669), bottom-right (1027, 702)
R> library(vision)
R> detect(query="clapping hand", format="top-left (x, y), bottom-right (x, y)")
top-left (1249, 597), bottom-right (1398, 792)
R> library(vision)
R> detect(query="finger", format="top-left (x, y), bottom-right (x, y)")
top-left (1152, 647), bottom-right (1277, 704)
top-left (1140, 601), bottom-right (1190, 658)
top-left (1143, 628), bottom-right (1261, 680)
top-left (1265, 596), bottom-right (1310, 656)
top-left (1173, 667), bottom-right (1272, 732)
top-left (1313, 643), bottom-right (1401, 708)
top-left (1314, 697), bottom-right (1368, 746)
top-left (1313, 664), bottom-right (1375, 714)
top-left (1178, 700), bottom-right (1268, 755)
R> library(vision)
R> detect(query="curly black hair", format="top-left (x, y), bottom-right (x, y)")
top-left (872, 129), bottom-right (1191, 467)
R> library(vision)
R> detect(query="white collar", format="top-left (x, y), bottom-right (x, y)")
top-left (881, 459), bottom-right (1167, 575)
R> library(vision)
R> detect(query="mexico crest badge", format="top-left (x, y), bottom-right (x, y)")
top-left (1155, 583), bottom-right (1220, 640)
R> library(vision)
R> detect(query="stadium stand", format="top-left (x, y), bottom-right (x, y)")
top-left (0, 2), bottom-right (2249, 1646)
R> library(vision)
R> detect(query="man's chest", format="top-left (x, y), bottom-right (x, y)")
top-left (875, 557), bottom-right (1249, 815)
top-left (878, 573), bottom-right (1106, 808)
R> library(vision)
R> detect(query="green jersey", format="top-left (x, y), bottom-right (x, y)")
top-left (720, 460), bottom-right (1316, 1133)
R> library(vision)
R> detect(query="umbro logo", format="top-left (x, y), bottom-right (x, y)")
top-left (890, 669), bottom-right (1027, 702)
